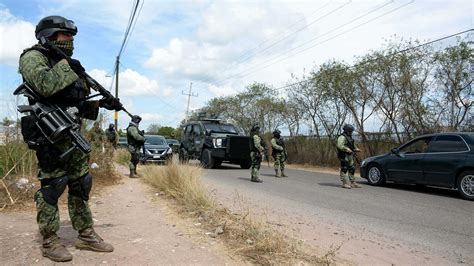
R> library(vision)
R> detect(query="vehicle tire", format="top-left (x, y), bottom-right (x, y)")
top-left (457, 170), bottom-right (474, 201)
top-left (201, 149), bottom-right (215, 169)
top-left (179, 148), bottom-right (189, 163)
top-left (366, 164), bottom-right (386, 186)
top-left (240, 160), bottom-right (252, 169)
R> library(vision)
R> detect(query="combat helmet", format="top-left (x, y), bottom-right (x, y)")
top-left (35, 15), bottom-right (77, 40)
top-left (131, 115), bottom-right (142, 123)
top-left (343, 124), bottom-right (355, 133)
top-left (272, 129), bottom-right (281, 137)
top-left (250, 124), bottom-right (260, 133)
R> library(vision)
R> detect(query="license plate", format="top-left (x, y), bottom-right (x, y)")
top-left (153, 155), bottom-right (161, 159)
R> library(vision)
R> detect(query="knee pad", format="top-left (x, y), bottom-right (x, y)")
top-left (340, 160), bottom-right (349, 173)
top-left (131, 153), bottom-right (140, 165)
top-left (68, 173), bottom-right (93, 201)
top-left (37, 176), bottom-right (68, 205)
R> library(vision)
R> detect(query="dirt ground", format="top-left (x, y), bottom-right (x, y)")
top-left (0, 165), bottom-right (241, 265)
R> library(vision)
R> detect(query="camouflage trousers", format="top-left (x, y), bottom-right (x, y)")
top-left (273, 152), bottom-right (286, 171)
top-left (128, 145), bottom-right (142, 170)
top-left (34, 141), bottom-right (93, 237)
top-left (250, 151), bottom-right (262, 178)
top-left (339, 154), bottom-right (355, 184)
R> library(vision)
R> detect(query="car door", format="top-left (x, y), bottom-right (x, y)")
top-left (385, 136), bottom-right (433, 183)
top-left (422, 135), bottom-right (469, 188)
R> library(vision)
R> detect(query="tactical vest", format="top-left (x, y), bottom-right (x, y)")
top-left (127, 124), bottom-right (143, 147)
top-left (337, 133), bottom-right (355, 159)
top-left (20, 44), bottom-right (87, 108)
top-left (105, 129), bottom-right (117, 142)
top-left (272, 138), bottom-right (285, 156)
top-left (250, 134), bottom-right (265, 152)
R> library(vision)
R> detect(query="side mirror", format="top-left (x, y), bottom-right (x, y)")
top-left (391, 148), bottom-right (404, 158)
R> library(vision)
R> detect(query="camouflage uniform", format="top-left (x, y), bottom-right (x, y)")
top-left (88, 123), bottom-right (104, 151)
top-left (104, 125), bottom-right (118, 157)
top-left (19, 47), bottom-right (98, 241)
top-left (250, 133), bottom-right (264, 183)
top-left (336, 125), bottom-right (361, 188)
top-left (18, 16), bottom-right (114, 262)
top-left (271, 134), bottom-right (287, 177)
top-left (127, 119), bottom-right (145, 177)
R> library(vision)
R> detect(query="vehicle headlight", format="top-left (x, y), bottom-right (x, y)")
top-left (166, 147), bottom-right (173, 154)
top-left (213, 138), bottom-right (223, 147)
top-left (361, 159), bottom-right (366, 166)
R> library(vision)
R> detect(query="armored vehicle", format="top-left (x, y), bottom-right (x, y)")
top-left (179, 119), bottom-right (251, 169)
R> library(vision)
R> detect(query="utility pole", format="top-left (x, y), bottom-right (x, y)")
top-left (114, 56), bottom-right (119, 131)
top-left (182, 82), bottom-right (198, 123)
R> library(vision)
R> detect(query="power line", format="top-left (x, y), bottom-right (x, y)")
top-left (198, 0), bottom-right (351, 85)
top-left (273, 28), bottom-right (474, 92)
top-left (212, 0), bottom-right (400, 85)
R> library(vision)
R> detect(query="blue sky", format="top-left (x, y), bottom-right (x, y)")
top-left (0, 0), bottom-right (472, 132)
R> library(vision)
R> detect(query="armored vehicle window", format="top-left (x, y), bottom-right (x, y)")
top-left (185, 125), bottom-right (192, 134)
top-left (193, 125), bottom-right (202, 135)
top-left (203, 123), bottom-right (237, 134)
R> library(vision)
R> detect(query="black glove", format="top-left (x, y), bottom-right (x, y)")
top-left (99, 97), bottom-right (123, 111)
top-left (68, 59), bottom-right (85, 74)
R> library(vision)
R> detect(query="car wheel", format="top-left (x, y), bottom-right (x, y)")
top-left (201, 149), bottom-right (215, 169)
top-left (179, 148), bottom-right (189, 163)
top-left (240, 160), bottom-right (252, 169)
top-left (457, 170), bottom-right (474, 201)
top-left (367, 164), bottom-right (386, 186)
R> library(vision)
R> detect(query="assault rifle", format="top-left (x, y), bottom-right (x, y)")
top-left (353, 150), bottom-right (361, 166)
top-left (39, 37), bottom-right (133, 118)
top-left (14, 83), bottom-right (91, 158)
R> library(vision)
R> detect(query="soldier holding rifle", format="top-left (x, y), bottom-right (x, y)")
top-left (336, 124), bottom-right (362, 189)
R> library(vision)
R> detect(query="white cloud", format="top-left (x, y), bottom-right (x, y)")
top-left (0, 9), bottom-right (36, 66)
top-left (89, 68), bottom-right (160, 97)
top-left (162, 87), bottom-right (173, 97)
top-left (207, 84), bottom-right (237, 97)
top-left (140, 113), bottom-right (163, 123)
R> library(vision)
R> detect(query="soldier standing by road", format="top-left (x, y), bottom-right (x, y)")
top-left (18, 15), bottom-right (115, 262)
top-left (88, 121), bottom-right (104, 152)
top-left (250, 125), bottom-right (264, 183)
top-left (127, 115), bottom-right (145, 178)
top-left (336, 124), bottom-right (361, 189)
top-left (105, 123), bottom-right (118, 156)
top-left (271, 129), bottom-right (288, 177)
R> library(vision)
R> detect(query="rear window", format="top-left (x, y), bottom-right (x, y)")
top-left (428, 135), bottom-right (468, 152)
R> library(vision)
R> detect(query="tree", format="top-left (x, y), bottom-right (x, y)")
top-left (157, 126), bottom-right (176, 137)
top-left (146, 123), bottom-right (161, 134)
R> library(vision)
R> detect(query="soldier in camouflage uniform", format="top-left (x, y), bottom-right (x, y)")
top-left (18, 16), bottom-right (116, 262)
top-left (249, 125), bottom-right (264, 183)
top-left (105, 123), bottom-right (118, 157)
top-left (127, 115), bottom-right (145, 178)
top-left (88, 121), bottom-right (104, 152)
top-left (271, 129), bottom-right (287, 177)
top-left (336, 124), bottom-right (361, 189)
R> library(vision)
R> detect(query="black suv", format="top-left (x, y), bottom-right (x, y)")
top-left (361, 132), bottom-right (474, 200)
top-left (179, 119), bottom-right (251, 169)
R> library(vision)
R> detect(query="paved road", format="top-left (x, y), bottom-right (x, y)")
top-left (202, 163), bottom-right (473, 264)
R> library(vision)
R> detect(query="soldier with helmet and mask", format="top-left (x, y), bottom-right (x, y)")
top-left (336, 124), bottom-right (362, 189)
top-left (271, 129), bottom-right (288, 177)
top-left (105, 123), bottom-right (119, 154)
top-left (249, 124), bottom-right (264, 183)
top-left (127, 115), bottom-right (145, 178)
top-left (18, 16), bottom-right (118, 262)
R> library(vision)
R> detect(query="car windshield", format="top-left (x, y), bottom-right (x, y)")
top-left (145, 136), bottom-right (166, 145)
top-left (166, 139), bottom-right (179, 144)
top-left (203, 123), bottom-right (237, 134)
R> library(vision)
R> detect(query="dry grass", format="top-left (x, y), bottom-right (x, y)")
top-left (142, 161), bottom-right (332, 265)
top-left (115, 147), bottom-right (131, 166)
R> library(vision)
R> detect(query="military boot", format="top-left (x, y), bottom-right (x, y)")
top-left (76, 228), bottom-right (114, 252)
top-left (275, 170), bottom-right (280, 177)
top-left (41, 234), bottom-right (73, 262)
top-left (251, 177), bottom-right (263, 183)
top-left (342, 182), bottom-right (351, 189)
top-left (281, 170), bottom-right (288, 177)
top-left (350, 181), bottom-right (361, 188)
